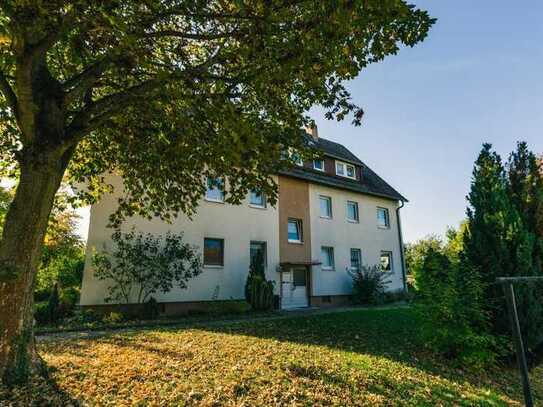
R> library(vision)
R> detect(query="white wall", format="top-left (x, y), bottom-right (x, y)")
top-left (309, 184), bottom-right (404, 296)
top-left (80, 176), bottom-right (280, 305)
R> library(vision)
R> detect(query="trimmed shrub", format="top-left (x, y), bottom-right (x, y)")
top-left (245, 252), bottom-right (274, 311)
top-left (142, 297), bottom-right (160, 320)
top-left (349, 264), bottom-right (391, 305)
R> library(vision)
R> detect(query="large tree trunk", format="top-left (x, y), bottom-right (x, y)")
top-left (0, 147), bottom-right (70, 385)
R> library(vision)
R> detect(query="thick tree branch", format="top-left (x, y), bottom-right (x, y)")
top-left (64, 78), bottom-right (164, 143)
top-left (63, 58), bottom-right (111, 107)
top-left (0, 71), bottom-right (17, 115)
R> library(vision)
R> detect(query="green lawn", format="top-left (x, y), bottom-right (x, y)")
top-left (2, 307), bottom-right (541, 405)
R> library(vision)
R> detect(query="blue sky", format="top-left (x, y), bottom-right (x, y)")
top-left (310, 0), bottom-right (543, 242)
top-left (77, 1), bottom-right (543, 243)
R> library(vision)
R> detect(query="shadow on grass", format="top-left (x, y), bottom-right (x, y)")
top-left (40, 307), bottom-right (528, 405)
top-left (0, 368), bottom-right (80, 406)
top-left (193, 307), bottom-right (527, 404)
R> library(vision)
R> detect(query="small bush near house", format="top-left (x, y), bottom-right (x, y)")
top-left (93, 229), bottom-right (202, 304)
top-left (245, 252), bottom-right (274, 311)
top-left (34, 302), bottom-right (50, 326)
top-left (103, 312), bottom-right (124, 324)
top-left (142, 297), bottom-right (160, 320)
top-left (349, 264), bottom-right (390, 305)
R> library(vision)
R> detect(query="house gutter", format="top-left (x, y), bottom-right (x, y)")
top-left (396, 200), bottom-right (408, 293)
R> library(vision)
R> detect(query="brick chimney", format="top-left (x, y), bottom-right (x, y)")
top-left (305, 124), bottom-right (318, 142)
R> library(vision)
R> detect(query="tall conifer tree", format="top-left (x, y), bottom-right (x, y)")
top-left (464, 143), bottom-right (543, 353)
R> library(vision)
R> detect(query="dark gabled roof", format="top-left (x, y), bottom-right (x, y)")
top-left (313, 137), bottom-right (364, 165)
top-left (281, 137), bottom-right (407, 202)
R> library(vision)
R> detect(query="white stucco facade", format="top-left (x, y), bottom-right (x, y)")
top-left (79, 176), bottom-right (281, 305)
top-left (80, 172), bottom-right (406, 308)
top-left (309, 184), bottom-right (404, 296)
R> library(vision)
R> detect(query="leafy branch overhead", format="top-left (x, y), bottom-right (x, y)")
top-left (0, 1), bottom-right (435, 224)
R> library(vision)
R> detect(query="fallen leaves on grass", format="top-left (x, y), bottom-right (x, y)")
top-left (1, 308), bottom-right (536, 406)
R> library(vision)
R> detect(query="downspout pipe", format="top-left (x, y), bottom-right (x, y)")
top-left (396, 200), bottom-right (408, 293)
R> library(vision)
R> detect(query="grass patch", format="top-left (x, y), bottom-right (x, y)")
top-left (2, 307), bottom-right (540, 405)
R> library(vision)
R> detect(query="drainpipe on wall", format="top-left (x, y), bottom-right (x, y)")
top-left (396, 200), bottom-right (408, 293)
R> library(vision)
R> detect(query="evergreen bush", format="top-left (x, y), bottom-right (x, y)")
top-left (245, 252), bottom-right (274, 311)
top-left (349, 264), bottom-right (390, 305)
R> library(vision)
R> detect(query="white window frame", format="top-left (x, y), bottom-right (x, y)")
top-left (350, 248), bottom-right (362, 272)
top-left (321, 246), bottom-right (335, 270)
top-left (377, 207), bottom-right (390, 229)
top-left (335, 160), bottom-right (356, 180)
top-left (287, 218), bottom-right (303, 243)
top-left (319, 195), bottom-right (332, 219)
top-left (313, 159), bottom-right (325, 172)
top-left (380, 251), bottom-right (393, 273)
top-left (249, 189), bottom-right (266, 208)
top-left (288, 148), bottom-right (304, 166)
top-left (205, 177), bottom-right (225, 203)
top-left (346, 201), bottom-right (359, 223)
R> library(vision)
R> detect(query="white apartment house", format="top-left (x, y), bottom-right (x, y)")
top-left (80, 129), bottom-right (407, 312)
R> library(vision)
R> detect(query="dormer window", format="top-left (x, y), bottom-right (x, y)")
top-left (288, 148), bottom-right (304, 166)
top-left (335, 161), bottom-right (356, 180)
top-left (313, 159), bottom-right (325, 171)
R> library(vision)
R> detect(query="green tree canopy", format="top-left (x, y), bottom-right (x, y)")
top-left (0, 1), bottom-right (434, 384)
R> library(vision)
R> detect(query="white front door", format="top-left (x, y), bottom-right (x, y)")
top-left (281, 267), bottom-right (308, 309)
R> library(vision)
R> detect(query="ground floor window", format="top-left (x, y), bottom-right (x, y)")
top-left (204, 238), bottom-right (224, 266)
top-left (350, 248), bottom-right (362, 271)
top-left (380, 251), bottom-right (393, 272)
top-left (321, 246), bottom-right (335, 270)
top-left (250, 241), bottom-right (267, 270)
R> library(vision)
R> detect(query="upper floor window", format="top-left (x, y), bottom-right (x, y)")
top-left (346, 201), bottom-right (359, 222)
top-left (380, 251), bottom-right (393, 272)
top-left (287, 218), bottom-right (303, 243)
top-left (204, 238), bottom-right (224, 267)
top-left (313, 159), bottom-right (325, 171)
top-left (319, 195), bottom-right (332, 218)
top-left (350, 248), bottom-right (362, 272)
top-left (321, 246), bottom-right (335, 270)
top-left (335, 161), bottom-right (356, 179)
top-left (249, 189), bottom-right (266, 208)
top-left (205, 177), bottom-right (224, 202)
top-left (377, 207), bottom-right (390, 228)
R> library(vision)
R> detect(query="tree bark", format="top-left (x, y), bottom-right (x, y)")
top-left (0, 147), bottom-right (71, 385)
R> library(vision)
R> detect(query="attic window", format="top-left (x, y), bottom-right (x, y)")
top-left (313, 159), bottom-right (325, 171)
top-left (335, 161), bottom-right (356, 180)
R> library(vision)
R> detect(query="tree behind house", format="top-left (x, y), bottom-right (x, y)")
top-left (93, 230), bottom-right (202, 304)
